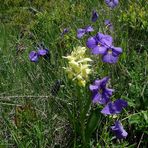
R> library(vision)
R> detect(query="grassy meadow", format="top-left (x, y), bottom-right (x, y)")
top-left (0, 0), bottom-right (148, 147)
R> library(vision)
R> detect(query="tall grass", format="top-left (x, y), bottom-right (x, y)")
top-left (0, 0), bottom-right (148, 147)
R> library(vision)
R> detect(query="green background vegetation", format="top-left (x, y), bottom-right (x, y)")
top-left (0, 0), bottom-right (148, 147)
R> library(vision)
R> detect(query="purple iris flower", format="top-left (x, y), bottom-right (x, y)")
top-left (29, 51), bottom-right (39, 62)
top-left (37, 43), bottom-right (50, 59)
top-left (61, 28), bottom-right (69, 36)
top-left (37, 49), bottom-right (48, 56)
top-left (77, 26), bottom-right (94, 39)
top-left (86, 32), bottom-right (113, 55)
top-left (101, 99), bottom-right (128, 115)
top-left (89, 77), bottom-right (114, 104)
top-left (29, 44), bottom-right (50, 62)
top-left (105, 0), bottom-right (119, 9)
top-left (102, 46), bottom-right (122, 63)
top-left (105, 19), bottom-right (113, 31)
top-left (91, 10), bottom-right (99, 22)
top-left (111, 121), bottom-right (128, 139)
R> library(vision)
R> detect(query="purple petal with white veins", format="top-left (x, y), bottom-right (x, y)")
top-left (77, 29), bottom-right (86, 38)
top-left (102, 53), bottom-right (118, 63)
top-left (38, 49), bottom-right (48, 56)
top-left (92, 92), bottom-right (100, 103)
top-left (121, 128), bottom-right (128, 138)
top-left (101, 102), bottom-right (113, 114)
top-left (92, 92), bottom-right (108, 105)
top-left (96, 32), bottom-right (105, 41)
top-left (96, 33), bottom-right (113, 47)
top-left (112, 0), bottom-right (119, 6)
top-left (89, 77), bottom-right (114, 105)
top-left (98, 46), bottom-right (107, 54)
top-left (113, 99), bottom-right (127, 113)
top-left (29, 51), bottom-right (39, 62)
top-left (91, 45), bottom-right (107, 55)
top-left (89, 85), bottom-right (99, 91)
top-left (85, 26), bottom-right (94, 32)
top-left (114, 99), bottom-right (128, 109)
top-left (86, 37), bottom-right (97, 49)
top-left (101, 34), bottom-right (113, 47)
top-left (99, 93), bottom-right (110, 104)
top-left (105, 88), bottom-right (114, 96)
top-left (108, 2), bottom-right (115, 8)
top-left (99, 76), bottom-right (109, 87)
top-left (93, 77), bottom-right (109, 88)
top-left (111, 120), bottom-right (128, 139)
top-left (94, 79), bottom-right (101, 86)
top-left (91, 46), bottom-right (100, 54)
top-left (101, 99), bottom-right (128, 115)
top-left (105, 0), bottom-right (119, 8)
top-left (112, 47), bottom-right (122, 56)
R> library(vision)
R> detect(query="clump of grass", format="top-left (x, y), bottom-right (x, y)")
top-left (0, 0), bottom-right (148, 147)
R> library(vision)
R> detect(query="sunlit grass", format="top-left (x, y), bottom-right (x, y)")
top-left (0, 0), bottom-right (148, 147)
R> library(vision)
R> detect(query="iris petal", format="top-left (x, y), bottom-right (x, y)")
top-left (77, 29), bottom-right (86, 38)
top-left (102, 53), bottom-right (118, 63)
top-left (112, 47), bottom-right (122, 56)
top-left (101, 99), bottom-right (128, 115)
top-left (111, 121), bottom-right (128, 139)
top-left (85, 26), bottom-right (94, 32)
top-left (38, 49), bottom-right (48, 56)
top-left (89, 77), bottom-right (113, 105)
top-left (29, 51), bottom-right (39, 62)
top-left (89, 85), bottom-right (99, 91)
top-left (105, 0), bottom-right (119, 9)
top-left (86, 37), bottom-right (97, 49)
top-left (92, 92), bottom-right (100, 103)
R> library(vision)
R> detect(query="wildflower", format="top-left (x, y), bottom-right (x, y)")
top-left (91, 10), bottom-right (99, 22)
top-left (89, 77), bottom-right (114, 104)
top-left (61, 28), bottom-right (69, 36)
top-left (86, 32), bottom-right (113, 54)
top-left (102, 46), bottom-right (122, 63)
top-left (29, 45), bottom-right (50, 62)
top-left (63, 46), bottom-right (92, 87)
top-left (37, 49), bottom-right (48, 56)
top-left (105, 0), bottom-right (119, 9)
top-left (101, 99), bottom-right (128, 115)
top-left (37, 43), bottom-right (50, 60)
top-left (104, 19), bottom-right (113, 31)
top-left (111, 120), bottom-right (128, 139)
top-left (29, 51), bottom-right (39, 62)
top-left (77, 26), bottom-right (94, 39)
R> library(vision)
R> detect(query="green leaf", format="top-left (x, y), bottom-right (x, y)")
top-left (85, 108), bottom-right (101, 142)
top-left (128, 110), bottom-right (148, 133)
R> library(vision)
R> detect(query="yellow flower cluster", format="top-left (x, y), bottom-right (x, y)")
top-left (63, 46), bottom-right (92, 86)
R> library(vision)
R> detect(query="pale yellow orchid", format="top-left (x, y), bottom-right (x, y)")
top-left (63, 46), bottom-right (92, 87)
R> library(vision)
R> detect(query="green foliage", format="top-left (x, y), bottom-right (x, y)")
top-left (122, 1), bottom-right (148, 32)
top-left (119, 0), bottom-right (148, 46)
top-left (0, 0), bottom-right (148, 147)
top-left (128, 110), bottom-right (148, 134)
top-left (85, 108), bottom-right (102, 143)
